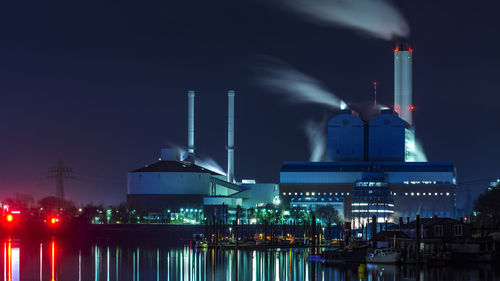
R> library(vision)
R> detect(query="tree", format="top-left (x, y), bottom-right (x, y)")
top-left (313, 205), bottom-right (342, 238)
top-left (474, 188), bottom-right (500, 228)
top-left (290, 207), bottom-right (311, 223)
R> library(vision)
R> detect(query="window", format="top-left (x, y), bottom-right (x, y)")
top-left (454, 225), bottom-right (463, 236)
top-left (435, 225), bottom-right (444, 237)
top-left (282, 192), bottom-right (286, 195)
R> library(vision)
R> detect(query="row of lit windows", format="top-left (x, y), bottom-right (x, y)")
top-left (395, 192), bottom-right (451, 196)
top-left (403, 181), bottom-right (438, 184)
top-left (282, 192), bottom-right (349, 196)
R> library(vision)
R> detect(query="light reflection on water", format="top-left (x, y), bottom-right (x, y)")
top-left (0, 238), bottom-right (499, 281)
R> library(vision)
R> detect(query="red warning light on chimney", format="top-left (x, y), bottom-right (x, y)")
top-left (394, 105), bottom-right (400, 111)
top-left (408, 105), bottom-right (415, 110)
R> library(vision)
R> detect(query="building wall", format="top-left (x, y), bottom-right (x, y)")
top-left (281, 171), bottom-right (455, 185)
top-left (392, 184), bottom-right (456, 219)
top-left (327, 110), bottom-right (365, 161)
top-left (127, 194), bottom-right (204, 213)
top-left (240, 183), bottom-right (279, 208)
top-left (369, 111), bottom-right (406, 161)
top-left (127, 171), bottom-right (212, 195)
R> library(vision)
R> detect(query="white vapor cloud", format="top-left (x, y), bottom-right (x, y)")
top-left (257, 59), bottom-right (345, 109)
top-left (278, 0), bottom-right (409, 40)
top-left (304, 119), bottom-right (327, 162)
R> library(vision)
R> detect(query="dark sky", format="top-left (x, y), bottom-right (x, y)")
top-left (0, 1), bottom-right (498, 206)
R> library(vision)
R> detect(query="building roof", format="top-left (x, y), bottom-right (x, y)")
top-left (130, 160), bottom-right (222, 175)
top-left (389, 218), bottom-right (469, 230)
top-left (281, 161), bottom-right (455, 173)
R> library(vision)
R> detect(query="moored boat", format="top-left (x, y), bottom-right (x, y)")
top-left (366, 248), bottom-right (402, 264)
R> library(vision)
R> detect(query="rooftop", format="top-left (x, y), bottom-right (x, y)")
top-left (130, 160), bottom-right (222, 175)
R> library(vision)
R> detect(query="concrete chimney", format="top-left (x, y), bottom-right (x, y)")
top-left (187, 91), bottom-right (195, 157)
top-left (394, 42), bottom-right (413, 125)
top-left (227, 90), bottom-right (235, 183)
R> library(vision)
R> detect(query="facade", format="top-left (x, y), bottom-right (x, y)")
top-left (280, 161), bottom-right (456, 227)
top-left (368, 110), bottom-right (407, 161)
top-left (327, 109), bottom-right (365, 161)
top-left (127, 149), bottom-right (279, 221)
top-left (352, 173), bottom-right (394, 229)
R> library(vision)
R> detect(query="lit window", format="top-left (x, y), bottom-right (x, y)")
top-left (306, 192), bottom-right (309, 196)
top-left (434, 193), bottom-right (438, 196)
top-left (346, 192), bottom-right (350, 196)
top-left (440, 193), bottom-right (443, 196)
top-left (341, 193), bottom-right (344, 196)
top-left (294, 192), bottom-right (297, 195)
top-left (405, 193), bottom-right (408, 196)
top-left (323, 193), bottom-right (327, 195)
top-left (417, 193), bottom-right (420, 196)
top-left (329, 193), bottom-right (332, 196)
top-left (335, 193), bottom-right (338, 195)
top-left (446, 192), bottom-right (450, 196)
top-left (288, 192), bottom-right (291, 195)
top-left (282, 192), bottom-right (286, 195)
top-left (411, 193), bottom-right (414, 196)
top-left (394, 192), bottom-right (397, 196)
top-left (300, 192), bottom-right (303, 195)
top-left (454, 225), bottom-right (463, 236)
top-left (312, 192), bottom-right (315, 196)
top-left (423, 193), bottom-right (426, 195)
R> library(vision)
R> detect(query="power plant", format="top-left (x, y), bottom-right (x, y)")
top-left (127, 91), bottom-right (278, 222)
top-left (127, 43), bottom-right (456, 226)
top-left (280, 42), bottom-right (456, 229)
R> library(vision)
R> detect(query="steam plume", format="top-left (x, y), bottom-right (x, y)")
top-left (257, 59), bottom-right (345, 109)
top-left (304, 119), bottom-right (327, 162)
top-left (278, 0), bottom-right (409, 40)
top-left (171, 145), bottom-right (227, 175)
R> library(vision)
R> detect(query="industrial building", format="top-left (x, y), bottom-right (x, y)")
top-left (280, 42), bottom-right (457, 227)
top-left (127, 90), bottom-right (279, 223)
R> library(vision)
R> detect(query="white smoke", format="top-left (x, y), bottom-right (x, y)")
top-left (304, 119), bottom-right (327, 162)
top-left (413, 138), bottom-right (428, 162)
top-left (278, 0), bottom-right (409, 40)
top-left (168, 145), bottom-right (227, 175)
top-left (194, 158), bottom-right (227, 176)
top-left (257, 59), bottom-right (345, 109)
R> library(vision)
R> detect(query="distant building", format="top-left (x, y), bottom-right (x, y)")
top-left (127, 148), bottom-right (279, 222)
top-left (280, 109), bottom-right (457, 228)
top-left (389, 217), bottom-right (472, 241)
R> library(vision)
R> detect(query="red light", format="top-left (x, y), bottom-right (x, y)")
top-left (394, 47), bottom-right (399, 52)
top-left (6, 214), bottom-right (13, 222)
top-left (51, 218), bottom-right (56, 224)
top-left (394, 105), bottom-right (400, 111)
top-left (373, 81), bottom-right (377, 86)
top-left (409, 105), bottom-right (415, 110)
top-left (408, 47), bottom-right (413, 52)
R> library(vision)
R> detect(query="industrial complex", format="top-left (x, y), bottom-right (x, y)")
top-left (126, 42), bottom-right (457, 228)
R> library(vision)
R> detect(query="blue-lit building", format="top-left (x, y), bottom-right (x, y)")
top-left (352, 173), bottom-right (394, 229)
top-left (280, 109), bottom-right (457, 227)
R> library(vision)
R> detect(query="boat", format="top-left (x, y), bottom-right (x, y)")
top-left (312, 246), bottom-right (367, 263)
top-left (366, 248), bottom-right (402, 264)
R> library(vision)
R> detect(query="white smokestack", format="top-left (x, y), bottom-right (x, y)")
top-left (227, 90), bottom-right (235, 183)
top-left (187, 90), bottom-right (195, 156)
top-left (394, 43), bottom-right (413, 125)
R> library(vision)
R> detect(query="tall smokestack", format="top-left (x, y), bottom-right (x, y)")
top-left (394, 42), bottom-right (413, 125)
top-left (187, 90), bottom-right (195, 157)
top-left (227, 90), bottom-right (235, 183)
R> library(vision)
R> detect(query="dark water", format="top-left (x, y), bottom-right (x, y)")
top-left (2, 238), bottom-right (499, 281)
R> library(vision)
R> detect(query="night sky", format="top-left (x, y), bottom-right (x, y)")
top-left (0, 1), bottom-right (498, 205)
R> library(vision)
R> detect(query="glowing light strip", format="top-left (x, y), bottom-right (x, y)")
top-left (51, 241), bottom-right (55, 281)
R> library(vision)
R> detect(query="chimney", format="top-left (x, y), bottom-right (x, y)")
top-left (227, 90), bottom-right (235, 183)
top-left (394, 42), bottom-right (413, 125)
top-left (187, 91), bottom-right (195, 158)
